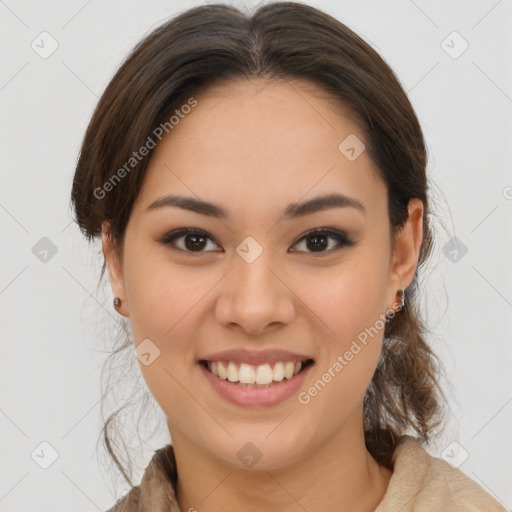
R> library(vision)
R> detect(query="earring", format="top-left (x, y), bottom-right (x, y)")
top-left (396, 288), bottom-right (405, 312)
top-left (385, 288), bottom-right (406, 323)
top-left (113, 297), bottom-right (122, 309)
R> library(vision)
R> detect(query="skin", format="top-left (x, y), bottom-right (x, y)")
top-left (102, 78), bottom-right (424, 511)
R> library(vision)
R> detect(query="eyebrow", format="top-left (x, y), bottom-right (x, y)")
top-left (146, 193), bottom-right (366, 219)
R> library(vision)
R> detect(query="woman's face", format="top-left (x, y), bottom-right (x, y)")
top-left (104, 78), bottom-right (422, 470)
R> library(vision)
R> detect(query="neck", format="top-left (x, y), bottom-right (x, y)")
top-left (170, 412), bottom-right (392, 512)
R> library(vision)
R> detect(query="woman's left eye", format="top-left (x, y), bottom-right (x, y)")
top-left (158, 228), bottom-right (355, 255)
top-left (291, 229), bottom-right (356, 255)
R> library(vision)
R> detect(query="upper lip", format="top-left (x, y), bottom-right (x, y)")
top-left (199, 349), bottom-right (314, 366)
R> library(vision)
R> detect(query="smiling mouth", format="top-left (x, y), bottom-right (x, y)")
top-left (200, 359), bottom-right (315, 388)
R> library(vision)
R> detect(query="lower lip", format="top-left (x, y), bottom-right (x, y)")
top-left (199, 362), bottom-right (314, 407)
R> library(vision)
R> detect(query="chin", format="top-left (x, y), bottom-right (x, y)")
top-left (203, 426), bottom-right (313, 472)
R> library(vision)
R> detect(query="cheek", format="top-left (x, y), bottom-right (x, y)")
top-left (124, 247), bottom-right (205, 343)
top-left (123, 253), bottom-right (209, 427)
top-left (300, 252), bottom-right (388, 345)
top-left (294, 251), bottom-right (388, 408)
top-left (122, 249), bottom-right (208, 402)
top-left (296, 280), bottom-right (386, 430)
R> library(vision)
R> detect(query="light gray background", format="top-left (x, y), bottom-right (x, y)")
top-left (1, 0), bottom-right (511, 510)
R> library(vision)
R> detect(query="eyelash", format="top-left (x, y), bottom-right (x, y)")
top-left (158, 227), bottom-right (356, 256)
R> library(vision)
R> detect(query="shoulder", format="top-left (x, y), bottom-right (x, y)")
top-left (376, 435), bottom-right (507, 511)
top-left (104, 443), bottom-right (179, 512)
top-left (104, 486), bottom-right (141, 512)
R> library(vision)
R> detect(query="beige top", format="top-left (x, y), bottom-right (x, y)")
top-left (107, 435), bottom-right (507, 511)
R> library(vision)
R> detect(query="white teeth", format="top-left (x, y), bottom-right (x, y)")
top-left (205, 360), bottom-right (305, 385)
top-left (273, 362), bottom-right (285, 381)
top-left (255, 364), bottom-right (273, 385)
top-left (217, 361), bottom-right (227, 379)
top-left (284, 362), bottom-right (295, 379)
top-left (227, 362), bottom-right (238, 382)
top-left (239, 363), bottom-right (256, 384)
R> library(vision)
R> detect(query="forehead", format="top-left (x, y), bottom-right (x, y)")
top-left (134, 78), bottom-right (386, 221)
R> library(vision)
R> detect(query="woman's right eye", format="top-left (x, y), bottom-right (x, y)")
top-left (159, 228), bottom-right (221, 253)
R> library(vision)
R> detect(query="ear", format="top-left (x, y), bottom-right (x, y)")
top-left (102, 222), bottom-right (129, 317)
top-left (387, 198), bottom-right (424, 310)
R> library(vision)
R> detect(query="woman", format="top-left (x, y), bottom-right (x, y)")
top-left (70, 2), bottom-right (506, 511)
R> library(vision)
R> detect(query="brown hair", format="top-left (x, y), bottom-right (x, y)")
top-left (71, 1), bottom-right (446, 485)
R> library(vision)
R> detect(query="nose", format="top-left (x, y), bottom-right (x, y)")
top-left (214, 252), bottom-right (296, 336)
